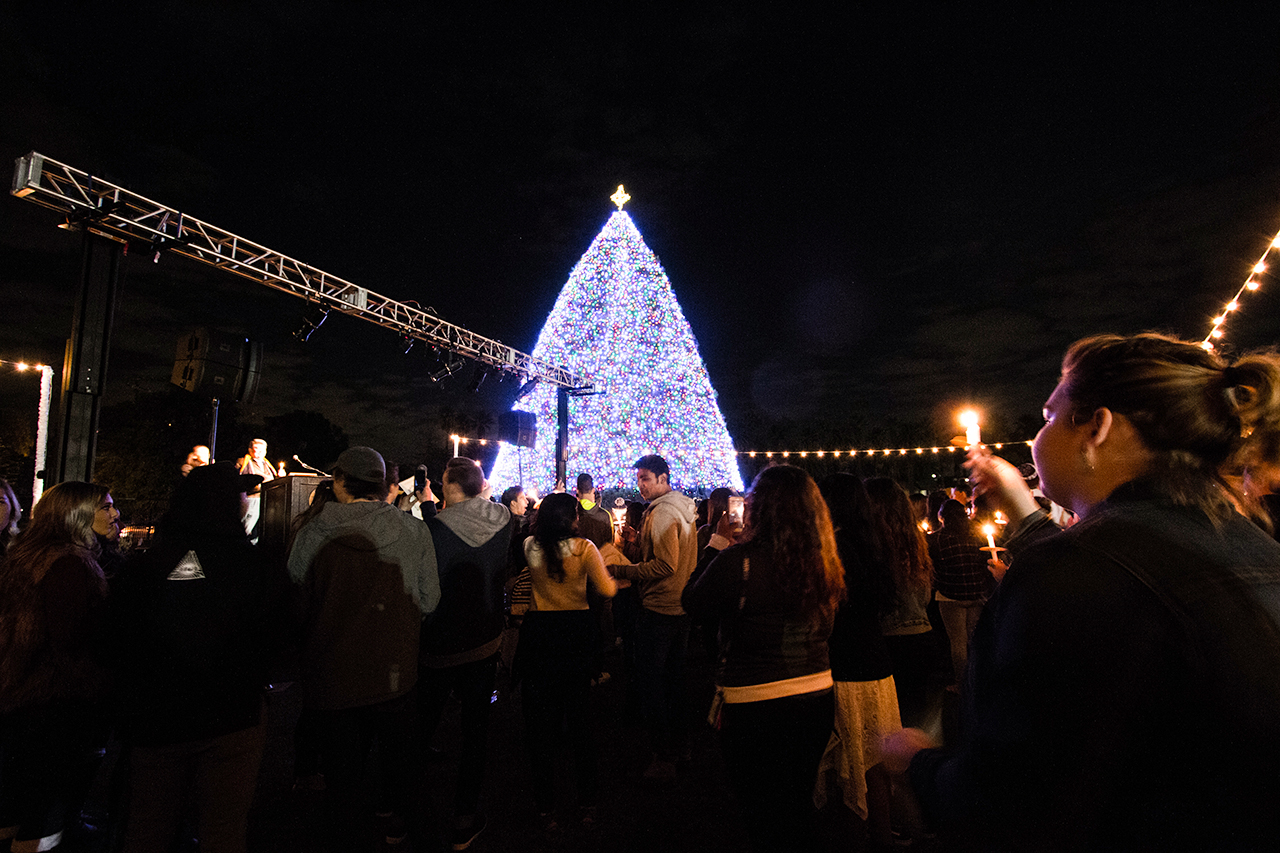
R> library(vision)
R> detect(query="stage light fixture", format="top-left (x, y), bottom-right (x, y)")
top-left (466, 367), bottom-right (489, 393)
top-left (515, 377), bottom-right (539, 400)
top-left (430, 360), bottom-right (464, 383)
top-left (293, 306), bottom-right (330, 343)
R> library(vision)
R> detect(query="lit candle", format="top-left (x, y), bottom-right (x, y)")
top-left (960, 410), bottom-right (981, 448)
top-left (983, 523), bottom-right (997, 550)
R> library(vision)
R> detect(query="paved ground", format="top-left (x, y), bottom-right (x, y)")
top-left (77, 623), bottom-right (962, 852)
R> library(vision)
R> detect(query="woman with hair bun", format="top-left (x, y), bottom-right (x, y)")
top-left (0, 481), bottom-right (114, 853)
top-left (884, 333), bottom-right (1280, 851)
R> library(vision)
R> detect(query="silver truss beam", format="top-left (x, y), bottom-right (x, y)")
top-left (11, 151), bottom-right (591, 391)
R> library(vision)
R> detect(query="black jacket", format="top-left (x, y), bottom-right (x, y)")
top-left (111, 533), bottom-right (286, 745)
top-left (909, 480), bottom-right (1280, 851)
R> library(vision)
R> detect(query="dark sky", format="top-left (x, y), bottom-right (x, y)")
top-left (4, 3), bottom-right (1280, 467)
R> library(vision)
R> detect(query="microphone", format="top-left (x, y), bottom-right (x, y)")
top-left (292, 454), bottom-right (328, 476)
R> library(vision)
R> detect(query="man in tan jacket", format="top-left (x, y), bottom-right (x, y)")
top-left (611, 454), bottom-right (698, 781)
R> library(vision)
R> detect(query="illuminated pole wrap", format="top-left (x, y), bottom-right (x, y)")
top-left (34, 365), bottom-right (52, 506)
top-left (490, 195), bottom-right (743, 492)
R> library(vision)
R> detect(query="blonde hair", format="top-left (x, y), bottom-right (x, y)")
top-left (0, 478), bottom-right (19, 547)
top-left (1060, 333), bottom-right (1280, 521)
top-left (1, 481), bottom-right (107, 597)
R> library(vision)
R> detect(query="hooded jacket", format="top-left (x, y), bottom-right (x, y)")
top-left (288, 500), bottom-right (439, 710)
top-left (112, 532), bottom-right (283, 745)
top-left (421, 496), bottom-right (515, 667)
top-left (614, 489), bottom-right (698, 615)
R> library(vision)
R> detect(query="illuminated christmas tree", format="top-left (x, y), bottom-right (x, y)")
top-left (489, 187), bottom-right (743, 493)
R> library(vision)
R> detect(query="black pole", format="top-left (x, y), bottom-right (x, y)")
top-left (209, 397), bottom-right (220, 461)
top-left (555, 386), bottom-right (569, 487)
top-left (54, 231), bottom-right (122, 484)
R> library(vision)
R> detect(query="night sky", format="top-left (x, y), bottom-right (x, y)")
top-left (4, 4), bottom-right (1280, 480)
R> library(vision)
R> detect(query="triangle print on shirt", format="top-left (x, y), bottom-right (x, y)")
top-left (167, 550), bottom-right (207, 581)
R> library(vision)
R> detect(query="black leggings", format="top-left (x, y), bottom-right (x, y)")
top-left (719, 689), bottom-right (834, 852)
top-left (518, 610), bottom-right (598, 813)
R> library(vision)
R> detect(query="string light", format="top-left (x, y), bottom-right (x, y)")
top-left (732, 440), bottom-right (1035, 457)
top-left (469, 435), bottom-right (1040, 462)
top-left (488, 201), bottom-right (743, 492)
top-left (0, 358), bottom-right (51, 372)
top-left (1201, 224), bottom-right (1280, 350)
top-left (2, 358), bottom-right (56, 507)
top-left (449, 435), bottom-right (497, 447)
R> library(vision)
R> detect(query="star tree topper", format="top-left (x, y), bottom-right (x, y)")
top-left (610, 184), bottom-right (630, 210)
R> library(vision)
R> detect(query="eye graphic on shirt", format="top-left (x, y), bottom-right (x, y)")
top-left (167, 550), bottom-right (207, 581)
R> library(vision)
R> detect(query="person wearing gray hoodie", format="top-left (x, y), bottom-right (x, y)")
top-left (418, 457), bottom-right (517, 851)
top-left (612, 455), bottom-right (698, 781)
top-left (287, 446), bottom-right (439, 850)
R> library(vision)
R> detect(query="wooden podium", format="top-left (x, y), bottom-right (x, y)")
top-left (260, 474), bottom-right (325, 559)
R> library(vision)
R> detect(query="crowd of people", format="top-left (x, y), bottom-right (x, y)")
top-left (2, 331), bottom-right (1280, 852)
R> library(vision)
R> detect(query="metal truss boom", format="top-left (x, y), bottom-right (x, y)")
top-left (10, 152), bottom-right (591, 391)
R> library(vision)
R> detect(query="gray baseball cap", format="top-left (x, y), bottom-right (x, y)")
top-left (335, 446), bottom-right (386, 484)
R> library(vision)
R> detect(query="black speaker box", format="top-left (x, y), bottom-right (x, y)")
top-left (171, 327), bottom-right (262, 403)
top-left (498, 410), bottom-right (537, 448)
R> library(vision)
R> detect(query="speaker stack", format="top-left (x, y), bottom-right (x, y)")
top-left (170, 327), bottom-right (262, 403)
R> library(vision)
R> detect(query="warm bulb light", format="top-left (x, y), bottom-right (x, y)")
top-left (1247, 280), bottom-right (1260, 290)
top-left (959, 410), bottom-right (981, 448)
top-left (1255, 262), bottom-right (1267, 274)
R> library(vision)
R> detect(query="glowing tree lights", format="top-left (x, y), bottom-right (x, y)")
top-left (489, 188), bottom-right (743, 493)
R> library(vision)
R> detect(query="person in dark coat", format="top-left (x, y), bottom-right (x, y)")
top-left (885, 333), bottom-right (1280, 851)
top-left (110, 462), bottom-right (286, 853)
